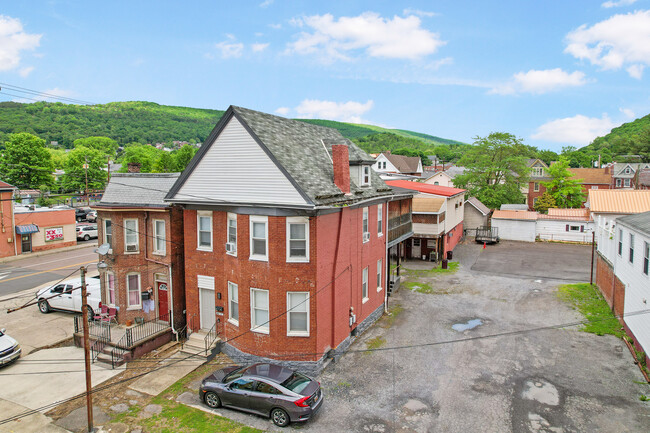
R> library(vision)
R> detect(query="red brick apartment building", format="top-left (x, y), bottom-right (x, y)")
top-left (95, 173), bottom-right (186, 330)
top-left (165, 106), bottom-right (412, 373)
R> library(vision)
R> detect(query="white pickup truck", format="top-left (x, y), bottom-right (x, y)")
top-left (36, 276), bottom-right (102, 317)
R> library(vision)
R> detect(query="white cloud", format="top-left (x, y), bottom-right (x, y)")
top-left (18, 66), bottom-right (34, 77)
top-left (602, 0), bottom-right (637, 8)
top-left (403, 8), bottom-right (437, 18)
top-left (259, 0), bottom-right (274, 8)
top-left (251, 42), bottom-right (269, 53)
top-left (214, 35), bottom-right (244, 58)
top-left (295, 99), bottom-right (374, 123)
top-left (531, 114), bottom-right (619, 145)
top-left (564, 10), bottom-right (650, 78)
top-left (269, 23), bottom-right (282, 30)
top-left (0, 15), bottom-right (41, 72)
top-left (287, 12), bottom-right (445, 62)
top-left (275, 107), bottom-right (290, 116)
top-left (619, 107), bottom-right (636, 119)
top-left (490, 68), bottom-right (588, 95)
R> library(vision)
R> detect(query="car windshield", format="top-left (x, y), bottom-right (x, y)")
top-left (280, 372), bottom-right (311, 394)
top-left (223, 366), bottom-right (247, 383)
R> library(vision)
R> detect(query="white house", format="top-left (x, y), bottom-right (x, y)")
top-left (491, 208), bottom-right (594, 243)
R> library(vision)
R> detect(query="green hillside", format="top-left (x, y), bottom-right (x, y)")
top-left (583, 114), bottom-right (650, 162)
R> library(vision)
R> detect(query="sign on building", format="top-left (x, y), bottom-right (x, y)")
top-left (45, 227), bottom-right (64, 242)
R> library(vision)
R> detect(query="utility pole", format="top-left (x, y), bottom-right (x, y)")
top-left (84, 156), bottom-right (89, 207)
top-left (590, 231), bottom-right (595, 285)
top-left (80, 266), bottom-right (94, 432)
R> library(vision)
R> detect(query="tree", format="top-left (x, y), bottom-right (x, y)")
top-left (533, 192), bottom-right (557, 214)
top-left (60, 146), bottom-right (107, 193)
top-left (119, 145), bottom-right (161, 173)
top-left (47, 148), bottom-right (68, 170)
top-left (73, 136), bottom-right (118, 156)
top-left (153, 151), bottom-right (175, 173)
top-left (0, 132), bottom-right (54, 189)
top-left (537, 149), bottom-right (559, 166)
top-left (173, 144), bottom-right (198, 172)
top-left (453, 132), bottom-right (530, 209)
top-left (542, 157), bottom-right (585, 208)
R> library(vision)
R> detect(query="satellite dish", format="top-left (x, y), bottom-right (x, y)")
top-left (95, 243), bottom-right (111, 256)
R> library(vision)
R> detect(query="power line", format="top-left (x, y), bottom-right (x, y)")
top-left (0, 82), bottom-right (97, 105)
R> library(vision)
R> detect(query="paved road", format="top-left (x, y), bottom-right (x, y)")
top-left (0, 244), bottom-right (97, 297)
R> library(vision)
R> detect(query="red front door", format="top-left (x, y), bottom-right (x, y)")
top-left (157, 281), bottom-right (169, 318)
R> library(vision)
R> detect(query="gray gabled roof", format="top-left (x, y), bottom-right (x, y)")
top-left (617, 210), bottom-right (650, 237)
top-left (98, 173), bottom-right (180, 208)
top-left (500, 204), bottom-right (528, 211)
top-left (466, 197), bottom-right (490, 215)
top-left (167, 106), bottom-right (391, 207)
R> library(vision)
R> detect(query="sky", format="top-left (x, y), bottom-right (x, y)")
top-left (1, 0), bottom-right (650, 152)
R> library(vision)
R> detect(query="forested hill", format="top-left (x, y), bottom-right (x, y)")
top-left (583, 113), bottom-right (650, 161)
top-left (0, 100), bottom-right (465, 150)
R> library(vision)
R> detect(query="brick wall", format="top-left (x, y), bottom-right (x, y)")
top-left (0, 191), bottom-right (15, 258)
top-left (443, 221), bottom-right (464, 256)
top-left (528, 182), bottom-right (547, 211)
top-left (595, 253), bottom-right (625, 322)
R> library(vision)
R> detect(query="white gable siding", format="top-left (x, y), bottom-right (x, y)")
top-left (595, 213), bottom-right (627, 264)
top-left (175, 117), bottom-right (309, 206)
top-left (615, 226), bottom-right (650, 357)
top-left (373, 154), bottom-right (398, 173)
top-left (536, 220), bottom-right (594, 243)
top-left (424, 172), bottom-right (452, 187)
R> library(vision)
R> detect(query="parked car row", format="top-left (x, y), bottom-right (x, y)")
top-left (76, 223), bottom-right (98, 241)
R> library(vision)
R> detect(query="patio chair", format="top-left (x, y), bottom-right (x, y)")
top-left (94, 304), bottom-right (108, 321)
top-left (101, 307), bottom-right (118, 325)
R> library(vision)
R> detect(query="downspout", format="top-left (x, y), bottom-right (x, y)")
top-left (383, 201), bottom-right (389, 314)
top-left (144, 212), bottom-right (178, 339)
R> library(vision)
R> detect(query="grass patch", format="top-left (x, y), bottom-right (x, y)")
top-left (402, 261), bottom-right (459, 277)
top-left (381, 303), bottom-right (404, 328)
top-left (557, 283), bottom-right (624, 338)
top-left (402, 281), bottom-right (434, 294)
top-left (366, 336), bottom-right (386, 351)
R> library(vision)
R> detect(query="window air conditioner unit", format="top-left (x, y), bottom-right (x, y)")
top-left (126, 244), bottom-right (138, 252)
top-left (363, 232), bottom-right (370, 242)
top-left (225, 242), bottom-right (236, 253)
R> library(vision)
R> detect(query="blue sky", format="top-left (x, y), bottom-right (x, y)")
top-left (1, 0), bottom-right (650, 152)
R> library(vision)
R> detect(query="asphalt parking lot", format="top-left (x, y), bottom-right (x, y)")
top-left (185, 241), bottom-right (650, 432)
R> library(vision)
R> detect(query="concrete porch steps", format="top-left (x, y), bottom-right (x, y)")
top-left (180, 330), bottom-right (220, 359)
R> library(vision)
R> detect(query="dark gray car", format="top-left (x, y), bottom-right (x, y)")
top-left (199, 363), bottom-right (323, 427)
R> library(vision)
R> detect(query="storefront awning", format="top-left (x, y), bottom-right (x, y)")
top-left (15, 224), bottom-right (39, 234)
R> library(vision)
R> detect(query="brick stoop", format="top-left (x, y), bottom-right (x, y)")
top-left (180, 330), bottom-right (220, 358)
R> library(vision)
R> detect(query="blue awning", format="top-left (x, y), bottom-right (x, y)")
top-left (15, 224), bottom-right (39, 235)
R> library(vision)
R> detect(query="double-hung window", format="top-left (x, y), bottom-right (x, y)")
top-left (629, 233), bottom-right (635, 263)
top-left (287, 217), bottom-right (309, 262)
top-left (362, 207), bottom-right (369, 243)
top-left (127, 273), bottom-right (141, 309)
top-left (644, 242), bottom-right (649, 276)
top-left (618, 229), bottom-right (623, 256)
top-left (250, 216), bottom-right (268, 261)
top-left (287, 292), bottom-right (309, 336)
top-left (534, 182), bottom-right (539, 192)
top-left (124, 219), bottom-right (139, 253)
top-left (228, 282), bottom-right (239, 325)
top-left (104, 219), bottom-right (112, 250)
top-left (377, 259), bottom-right (382, 291)
top-left (106, 272), bottom-right (115, 306)
top-left (362, 267), bottom-right (368, 302)
top-left (227, 213), bottom-right (237, 256)
top-left (153, 220), bottom-right (166, 255)
top-left (197, 211), bottom-right (212, 251)
top-left (361, 166), bottom-right (371, 186)
top-left (250, 288), bottom-right (269, 333)
top-left (377, 204), bottom-right (383, 236)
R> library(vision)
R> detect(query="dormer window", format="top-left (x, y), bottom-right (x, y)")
top-left (361, 166), bottom-right (371, 186)
top-left (625, 167), bottom-right (631, 174)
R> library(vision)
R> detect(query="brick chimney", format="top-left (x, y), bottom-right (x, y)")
top-left (127, 162), bottom-right (142, 173)
top-left (332, 144), bottom-right (351, 194)
top-left (604, 166), bottom-right (610, 174)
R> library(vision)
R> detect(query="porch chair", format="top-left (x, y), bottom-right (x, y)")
top-left (94, 304), bottom-right (109, 321)
top-left (101, 307), bottom-right (118, 325)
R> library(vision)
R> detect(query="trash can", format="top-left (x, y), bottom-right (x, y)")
top-left (447, 250), bottom-right (453, 260)
top-left (441, 258), bottom-right (448, 269)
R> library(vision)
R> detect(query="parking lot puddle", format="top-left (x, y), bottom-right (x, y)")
top-left (452, 319), bottom-right (482, 332)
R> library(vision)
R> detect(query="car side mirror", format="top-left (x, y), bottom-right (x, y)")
top-left (0, 328), bottom-right (5, 334)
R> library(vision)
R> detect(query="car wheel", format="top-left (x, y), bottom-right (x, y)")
top-left (83, 234), bottom-right (90, 241)
top-left (204, 391), bottom-right (221, 408)
top-left (271, 408), bottom-right (290, 427)
top-left (38, 299), bottom-right (50, 313)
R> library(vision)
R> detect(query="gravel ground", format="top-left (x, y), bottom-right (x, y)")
top-left (190, 241), bottom-right (650, 432)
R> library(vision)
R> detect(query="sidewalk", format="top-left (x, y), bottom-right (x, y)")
top-left (0, 242), bottom-right (97, 265)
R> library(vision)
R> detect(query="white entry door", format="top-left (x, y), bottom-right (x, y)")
top-left (412, 238), bottom-right (421, 258)
top-left (200, 287), bottom-right (216, 330)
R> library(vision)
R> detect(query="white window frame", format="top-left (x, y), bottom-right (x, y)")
top-left (228, 281), bottom-right (239, 326)
top-left (624, 178), bottom-right (631, 187)
top-left (362, 207), bottom-right (369, 242)
top-left (105, 271), bottom-right (116, 306)
top-left (286, 292), bottom-right (310, 337)
top-left (226, 213), bottom-right (237, 256)
top-left (630, 233), bottom-right (635, 263)
top-left (618, 229), bottom-right (623, 256)
top-left (103, 218), bottom-right (112, 252)
top-left (286, 217), bottom-right (309, 263)
top-left (377, 204), bottom-right (383, 236)
top-left (249, 216), bottom-right (269, 261)
top-left (616, 178), bottom-right (622, 187)
top-left (534, 182), bottom-right (539, 192)
top-left (250, 288), bottom-right (269, 334)
top-left (361, 165), bottom-right (371, 186)
top-left (153, 219), bottom-right (166, 255)
top-left (126, 272), bottom-right (141, 310)
top-left (197, 211), bottom-right (213, 252)
top-left (377, 259), bottom-right (383, 292)
top-left (362, 267), bottom-right (369, 303)
top-left (644, 241), bottom-right (649, 276)
top-left (124, 219), bottom-right (139, 254)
